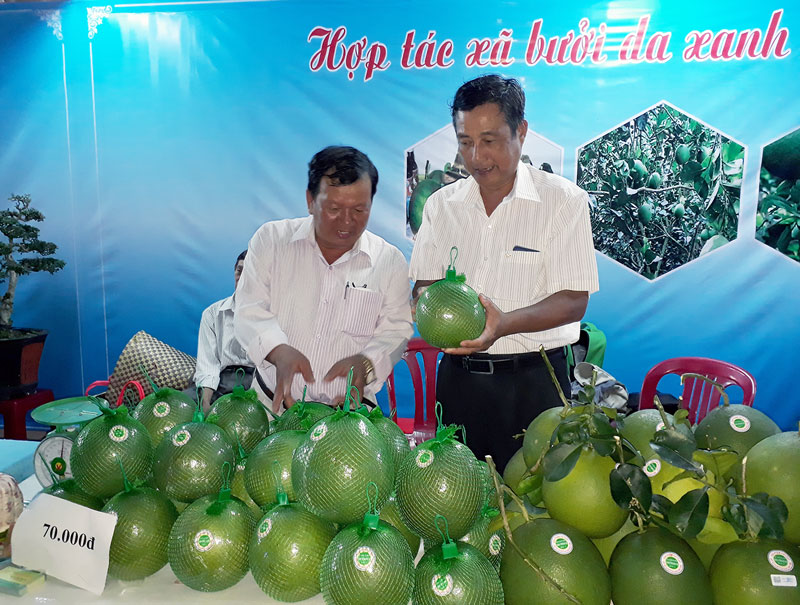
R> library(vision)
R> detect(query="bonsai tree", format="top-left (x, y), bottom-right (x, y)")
top-left (0, 194), bottom-right (65, 334)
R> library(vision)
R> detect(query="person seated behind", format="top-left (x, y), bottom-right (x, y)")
top-left (184, 250), bottom-right (254, 412)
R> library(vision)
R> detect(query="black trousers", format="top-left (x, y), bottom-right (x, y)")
top-left (183, 365), bottom-right (254, 404)
top-left (436, 348), bottom-right (570, 473)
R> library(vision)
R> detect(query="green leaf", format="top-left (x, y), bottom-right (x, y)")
top-left (555, 418), bottom-right (585, 445)
top-left (589, 413), bottom-right (615, 437)
top-left (590, 437), bottom-right (616, 457)
top-left (517, 471), bottom-right (543, 495)
top-left (673, 408), bottom-right (690, 427)
top-left (610, 463), bottom-right (653, 511)
top-left (693, 449), bottom-right (740, 479)
top-left (602, 407), bottom-right (618, 420)
top-left (542, 443), bottom-right (583, 482)
top-left (651, 494), bottom-right (673, 518)
top-left (680, 161), bottom-right (703, 183)
top-left (695, 518), bottom-right (739, 545)
top-left (671, 488), bottom-right (710, 538)
top-left (742, 494), bottom-right (788, 540)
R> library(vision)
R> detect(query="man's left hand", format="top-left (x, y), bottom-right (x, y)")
top-left (443, 294), bottom-right (506, 355)
top-left (324, 354), bottom-right (369, 405)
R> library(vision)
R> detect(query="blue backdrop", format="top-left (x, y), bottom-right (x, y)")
top-left (1, 0), bottom-right (798, 429)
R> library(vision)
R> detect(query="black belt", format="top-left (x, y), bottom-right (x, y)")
top-left (449, 347), bottom-right (565, 375)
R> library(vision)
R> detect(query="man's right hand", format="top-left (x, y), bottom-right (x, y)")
top-left (265, 344), bottom-right (315, 413)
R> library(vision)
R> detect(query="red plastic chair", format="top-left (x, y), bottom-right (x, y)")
top-left (387, 338), bottom-right (442, 445)
top-left (639, 357), bottom-right (756, 424)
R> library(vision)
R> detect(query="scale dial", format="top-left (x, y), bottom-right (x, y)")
top-left (33, 427), bottom-right (79, 487)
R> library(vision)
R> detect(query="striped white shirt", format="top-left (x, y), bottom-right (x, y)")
top-left (193, 295), bottom-right (253, 390)
top-left (409, 162), bottom-right (599, 354)
top-left (234, 216), bottom-right (413, 404)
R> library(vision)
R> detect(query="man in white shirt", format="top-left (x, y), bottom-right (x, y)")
top-left (185, 250), bottom-right (254, 412)
top-left (234, 146), bottom-right (413, 412)
top-left (410, 75), bottom-right (599, 470)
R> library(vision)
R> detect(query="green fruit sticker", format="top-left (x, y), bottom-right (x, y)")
top-left (236, 462), bottom-right (246, 472)
top-left (153, 402), bottom-right (171, 417)
top-left (415, 449), bottom-right (435, 469)
top-left (353, 546), bottom-right (376, 572)
top-left (550, 533), bottom-right (573, 555)
top-left (109, 425), bottom-right (129, 443)
top-left (310, 423), bottom-right (328, 442)
top-left (257, 518), bottom-right (272, 538)
top-left (172, 429), bottom-right (192, 447)
top-left (729, 415), bottom-right (751, 433)
top-left (660, 552), bottom-right (684, 575)
top-left (643, 459), bottom-right (662, 477)
top-left (768, 550), bottom-right (794, 572)
top-left (431, 573), bottom-right (453, 597)
top-left (655, 422), bottom-right (666, 432)
top-left (489, 534), bottom-right (503, 556)
top-left (194, 530), bottom-right (214, 552)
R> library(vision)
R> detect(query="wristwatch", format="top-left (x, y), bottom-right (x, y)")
top-left (362, 356), bottom-right (376, 385)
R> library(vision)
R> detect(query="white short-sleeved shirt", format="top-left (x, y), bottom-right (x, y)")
top-left (234, 216), bottom-right (413, 404)
top-left (409, 162), bottom-right (599, 354)
top-left (193, 295), bottom-right (252, 390)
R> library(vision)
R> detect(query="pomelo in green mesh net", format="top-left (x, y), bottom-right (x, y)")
top-left (379, 491), bottom-right (420, 555)
top-left (229, 439), bottom-right (264, 518)
top-left (269, 387), bottom-right (335, 433)
top-left (249, 490), bottom-right (337, 602)
top-left (412, 516), bottom-right (504, 605)
top-left (42, 478), bottom-right (104, 510)
top-left (292, 374), bottom-right (394, 525)
top-left (364, 406), bottom-right (411, 478)
top-left (416, 247), bottom-right (486, 349)
top-left (320, 484), bottom-right (414, 605)
top-left (131, 387), bottom-right (195, 449)
top-left (459, 504), bottom-right (505, 571)
top-left (102, 464), bottom-right (178, 581)
top-left (395, 409), bottom-right (483, 545)
top-left (167, 469), bottom-right (255, 592)
top-left (245, 429), bottom-right (305, 508)
top-left (152, 407), bottom-right (235, 503)
top-left (70, 403), bottom-right (154, 499)
top-left (207, 383), bottom-right (269, 453)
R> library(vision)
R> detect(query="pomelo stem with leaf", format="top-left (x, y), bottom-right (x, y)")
top-left (681, 373), bottom-right (729, 407)
top-left (538, 345), bottom-right (571, 412)
top-left (485, 455), bottom-right (581, 605)
top-left (653, 395), bottom-right (671, 428)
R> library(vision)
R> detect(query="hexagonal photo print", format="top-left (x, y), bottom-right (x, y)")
top-left (577, 101), bottom-right (745, 280)
top-left (757, 127), bottom-right (800, 263)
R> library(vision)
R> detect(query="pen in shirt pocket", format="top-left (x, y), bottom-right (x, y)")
top-left (512, 245), bottom-right (539, 252)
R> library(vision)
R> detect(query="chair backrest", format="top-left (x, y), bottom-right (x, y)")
top-left (639, 357), bottom-right (756, 423)
top-left (387, 338), bottom-right (442, 443)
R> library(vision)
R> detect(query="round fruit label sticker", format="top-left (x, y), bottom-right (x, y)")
top-left (172, 429), bottom-right (192, 447)
top-left (655, 422), bottom-right (666, 432)
top-left (257, 518), bottom-right (272, 539)
top-left (550, 533), bottom-right (573, 555)
top-left (194, 530), bottom-right (214, 552)
top-left (489, 533), bottom-right (503, 556)
top-left (415, 449), bottom-right (435, 469)
top-left (353, 546), bottom-right (376, 572)
top-left (236, 462), bottom-right (245, 472)
top-left (768, 550), bottom-right (794, 572)
top-left (153, 402), bottom-right (171, 417)
top-left (310, 423), bottom-right (328, 442)
top-left (431, 574), bottom-right (453, 597)
top-left (660, 552), bottom-right (684, 575)
top-left (109, 425), bottom-right (129, 443)
top-left (643, 459), bottom-right (662, 477)
top-left (729, 415), bottom-right (751, 433)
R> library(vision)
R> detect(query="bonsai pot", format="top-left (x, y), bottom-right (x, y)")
top-left (0, 329), bottom-right (47, 400)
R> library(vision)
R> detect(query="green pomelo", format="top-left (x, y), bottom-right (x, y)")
top-left (638, 202), bottom-right (654, 224)
top-left (591, 517), bottom-right (636, 565)
top-left (396, 438), bottom-right (483, 545)
top-left (272, 400), bottom-right (335, 432)
top-left (42, 479), bottom-right (104, 510)
top-left (744, 431), bottom-right (800, 544)
top-left (70, 410), bottom-right (154, 499)
top-left (168, 494), bottom-right (255, 592)
top-left (409, 178), bottom-right (442, 234)
top-left (632, 158), bottom-right (648, 177)
top-left (245, 430), bottom-right (305, 507)
top-left (610, 526), bottom-right (712, 605)
top-left (762, 129), bottom-right (800, 181)
top-left (249, 503), bottom-right (337, 602)
top-left (367, 409), bottom-right (412, 478)
top-left (152, 421), bottom-right (235, 503)
top-left (379, 492), bottom-right (421, 555)
top-left (647, 172), bottom-right (663, 188)
top-left (502, 447), bottom-right (529, 496)
top-left (709, 539), bottom-right (800, 604)
top-left (694, 404), bottom-right (780, 463)
top-left (500, 517), bottom-right (610, 605)
top-left (132, 388), bottom-right (196, 448)
top-left (522, 407), bottom-right (564, 468)
top-left (103, 487), bottom-right (178, 581)
top-left (207, 387), bottom-right (269, 453)
top-left (542, 446), bottom-right (627, 538)
top-left (619, 408), bottom-right (674, 461)
top-left (672, 202), bottom-right (686, 218)
top-left (414, 541), bottom-right (504, 605)
top-left (416, 280), bottom-right (485, 349)
top-left (320, 521), bottom-right (414, 605)
top-left (292, 414), bottom-right (394, 525)
top-left (460, 509), bottom-right (505, 570)
top-left (675, 144), bottom-right (691, 165)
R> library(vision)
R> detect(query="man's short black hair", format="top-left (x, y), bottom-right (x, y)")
top-left (307, 146), bottom-right (379, 199)
top-left (451, 74), bottom-right (526, 134)
top-left (236, 250), bottom-right (246, 266)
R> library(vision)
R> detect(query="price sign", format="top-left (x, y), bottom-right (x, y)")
top-left (11, 493), bottom-right (117, 595)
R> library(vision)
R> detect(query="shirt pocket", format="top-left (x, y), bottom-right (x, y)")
top-left (496, 245), bottom-right (544, 301)
top-left (340, 287), bottom-right (383, 337)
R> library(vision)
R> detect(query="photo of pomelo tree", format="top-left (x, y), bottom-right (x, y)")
top-left (757, 127), bottom-right (800, 263)
top-left (577, 102), bottom-right (744, 279)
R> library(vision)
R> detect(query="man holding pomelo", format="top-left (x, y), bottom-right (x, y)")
top-left (410, 75), bottom-right (598, 469)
